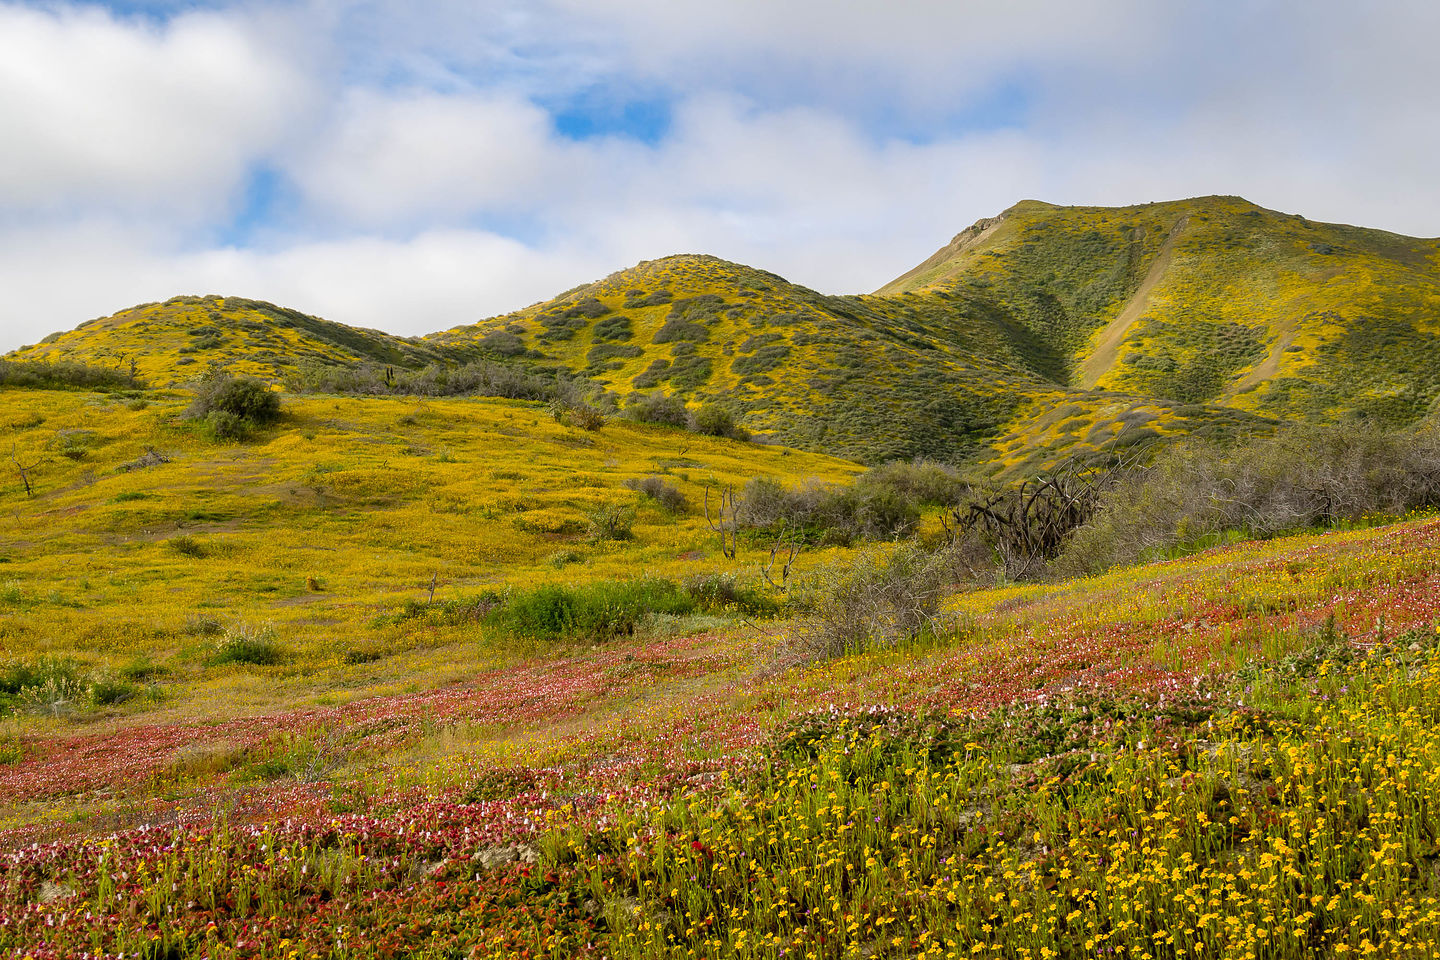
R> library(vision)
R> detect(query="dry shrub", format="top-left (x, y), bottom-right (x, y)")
top-left (785, 543), bottom-right (950, 664)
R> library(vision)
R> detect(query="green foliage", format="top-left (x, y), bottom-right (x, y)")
top-left (188, 374), bottom-right (281, 424)
top-left (626, 392), bottom-right (689, 428)
top-left (689, 403), bottom-right (748, 440)
top-left (168, 535), bottom-right (208, 559)
top-left (290, 360), bottom-right (583, 404)
top-left (202, 410), bottom-right (251, 441)
top-left (208, 623), bottom-right (285, 667)
top-left (682, 572), bottom-right (779, 617)
top-left (0, 657), bottom-right (151, 713)
top-left (490, 577), bottom-right (694, 643)
top-left (737, 472), bottom-right (923, 544)
top-left (0, 359), bottom-right (144, 392)
top-left (623, 475), bottom-right (689, 513)
top-left (1060, 423), bottom-right (1440, 575)
top-left (586, 503), bottom-right (636, 542)
top-left (789, 543), bottom-right (949, 661)
top-left (377, 591), bottom-right (502, 628)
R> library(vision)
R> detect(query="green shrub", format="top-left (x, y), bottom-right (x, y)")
top-left (788, 544), bottom-right (949, 662)
top-left (587, 503), bottom-right (635, 542)
top-left (624, 475), bottom-right (689, 514)
top-left (547, 549), bottom-right (584, 569)
top-left (627, 392), bottom-right (690, 428)
top-left (169, 535), bottom-right (208, 558)
top-left (689, 403), bottom-right (749, 440)
top-left (859, 460), bottom-right (965, 506)
top-left (0, 359), bottom-right (144, 392)
top-left (683, 572), bottom-right (780, 617)
top-left (187, 374), bottom-right (281, 425)
top-left (203, 410), bottom-right (251, 441)
top-left (289, 360), bottom-right (582, 403)
top-left (88, 676), bottom-right (139, 706)
top-left (491, 577), bottom-right (695, 643)
top-left (1059, 423), bottom-right (1440, 575)
top-left (737, 476), bottom-right (920, 544)
top-left (567, 404), bottom-right (607, 431)
top-left (209, 624), bottom-right (285, 666)
top-left (0, 657), bottom-right (88, 715)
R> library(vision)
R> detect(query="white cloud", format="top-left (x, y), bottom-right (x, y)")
top-left (0, 222), bottom-right (613, 348)
top-left (1, 0), bottom-right (1438, 356)
top-left (287, 88), bottom-right (560, 228)
top-left (0, 3), bottom-right (311, 219)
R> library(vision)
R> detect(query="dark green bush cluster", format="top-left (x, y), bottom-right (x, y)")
top-left (0, 359), bottom-right (145, 392)
top-left (626, 392), bottom-right (690, 428)
top-left (550, 398), bottom-right (607, 431)
top-left (0, 656), bottom-right (150, 713)
top-left (682, 572), bottom-right (780, 617)
top-left (381, 575), bottom-right (783, 646)
top-left (624, 475), bottom-right (689, 514)
top-left (626, 393), bottom-right (752, 440)
top-left (690, 403), bottom-right (750, 440)
top-left (492, 577), bottom-right (695, 643)
top-left (738, 477), bottom-right (921, 545)
top-left (289, 360), bottom-right (586, 405)
top-left (186, 373), bottom-right (281, 441)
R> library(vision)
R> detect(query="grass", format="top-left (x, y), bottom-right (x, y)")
top-left (0, 511), bottom-right (1435, 955)
top-left (0, 387), bottom-right (860, 729)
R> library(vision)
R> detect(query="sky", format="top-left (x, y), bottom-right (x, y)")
top-left (1, 0), bottom-right (1438, 352)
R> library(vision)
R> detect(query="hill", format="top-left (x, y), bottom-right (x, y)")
top-left (9, 295), bottom-right (453, 386)
top-left (9, 196), bottom-right (1438, 470)
top-left (0, 374), bottom-right (1437, 953)
top-left (1, 271), bottom-right (1439, 954)
top-left (883, 196), bottom-right (1440, 423)
top-left (428, 251), bottom-right (1274, 469)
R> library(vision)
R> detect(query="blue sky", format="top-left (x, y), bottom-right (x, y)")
top-left (1, 0), bottom-right (1438, 351)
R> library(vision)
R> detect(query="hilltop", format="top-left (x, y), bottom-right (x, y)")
top-left (9, 295), bottom-right (451, 386)
top-left (10, 196), bottom-right (1439, 469)
top-left (884, 196), bottom-right (1440, 421)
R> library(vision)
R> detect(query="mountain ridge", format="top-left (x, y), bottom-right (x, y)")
top-left (8, 195), bottom-right (1437, 470)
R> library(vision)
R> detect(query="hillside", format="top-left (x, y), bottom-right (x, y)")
top-left (0, 373), bottom-right (1437, 953)
top-left (9, 295), bottom-right (454, 386)
top-left (1, 280), bottom-right (1439, 955)
top-left (9, 196), bottom-right (1438, 470)
top-left (883, 196), bottom-right (1440, 423)
top-left (0, 388), bottom-right (860, 723)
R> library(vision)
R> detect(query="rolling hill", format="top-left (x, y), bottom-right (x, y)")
top-left (10, 195), bottom-right (1438, 470)
top-left (882, 196), bottom-right (1440, 422)
top-left (8, 295), bottom-right (450, 386)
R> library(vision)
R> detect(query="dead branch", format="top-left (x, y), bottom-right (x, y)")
top-left (761, 525), bottom-right (801, 592)
top-left (704, 483), bottom-right (740, 560)
top-left (945, 452), bottom-right (1146, 579)
top-left (9, 444), bottom-right (42, 498)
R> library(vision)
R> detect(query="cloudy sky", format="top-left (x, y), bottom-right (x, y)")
top-left (1, 1), bottom-right (1437, 351)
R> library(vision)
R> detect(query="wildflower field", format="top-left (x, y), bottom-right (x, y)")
top-left (1, 386), bottom-right (1439, 958)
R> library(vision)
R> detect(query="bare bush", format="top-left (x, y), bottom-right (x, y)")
top-left (785, 544), bottom-right (950, 664)
top-left (624, 475), bottom-right (689, 513)
top-left (1059, 424), bottom-right (1440, 575)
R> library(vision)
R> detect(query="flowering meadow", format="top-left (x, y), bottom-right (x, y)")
top-left (2, 389), bottom-right (1440, 956)
top-left (0, 503), bottom-right (1433, 957)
